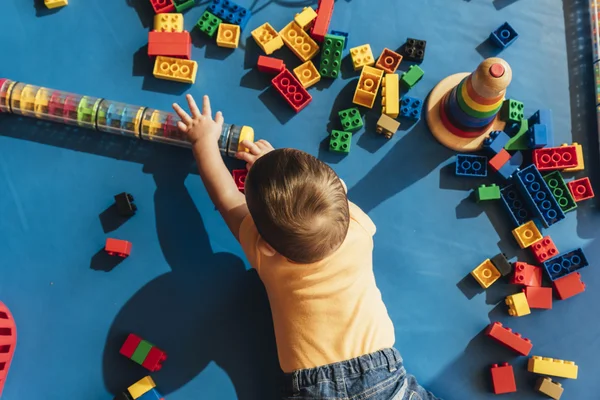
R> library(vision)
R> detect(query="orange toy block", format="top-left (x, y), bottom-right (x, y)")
top-left (375, 48), bottom-right (403, 74)
top-left (148, 31), bottom-right (191, 59)
top-left (489, 149), bottom-right (511, 172)
top-left (523, 286), bottom-right (552, 309)
top-left (553, 272), bottom-right (585, 300)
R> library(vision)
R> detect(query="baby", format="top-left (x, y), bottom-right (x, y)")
top-left (173, 95), bottom-right (441, 400)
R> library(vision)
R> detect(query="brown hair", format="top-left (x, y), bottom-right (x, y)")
top-left (245, 148), bottom-right (350, 264)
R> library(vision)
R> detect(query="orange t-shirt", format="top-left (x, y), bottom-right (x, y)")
top-left (239, 202), bottom-right (395, 373)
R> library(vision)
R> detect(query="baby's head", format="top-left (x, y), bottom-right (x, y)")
top-left (245, 148), bottom-right (350, 264)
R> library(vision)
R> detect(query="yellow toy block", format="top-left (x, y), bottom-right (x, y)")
top-left (528, 356), bottom-right (578, 379)
top-left (353, 66), bottom-right (383, 109)
top-left (279, 21), bottom-right (320, 62)
top-left (350, 44), bottom-right (375, 71)
top-left (535, 377), bottom-right (564, 399)
top-left (506, 292), bottom-right (531, 317)
top-left (45, 0), bottom-right (68, 9)
top-left (154, 13), bottom-right (184, 32)
top-left (293, 61), bottom-right (320, 88)
top-left (251, 23), bottom-right (284, 55)
top-left (381, 74), bottom-right (399, 118)
top-left (128, 376), bottom-right (156, 399)
top-left (153, 56), bottom-right (198, 84)
top-left (376, 114), bottom-right (400, 139)
top-left (512, 220), bottom-right (542, 249)
top-left (217, 23), bottom-right (240, 48)
top-left (562, 142), bottom-right (584, 172)
top-left (470, 259), bottom-right (500, 288)
top-left (294, 7), bottom-right (317, 30)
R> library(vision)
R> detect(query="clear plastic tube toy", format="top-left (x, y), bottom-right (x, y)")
top-left (0, 78), bottom-right (254, 157)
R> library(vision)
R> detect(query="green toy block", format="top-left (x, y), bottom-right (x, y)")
top-left (319, 34), bottom-right (345, 78)
top-left (501, 99), bottom-right (524, 123)
top-left (401, 65), bottom-right (424, 90)
top-left (130, 340), bottom-right (153, 365)
top-left (543, 171), bottom-right (578, 213)
top-left (329, 130), bottom-right (351, 153)
top-left (338, 107), bottom-right (363, 132)
top-left (173, 0), bottom-right (195, 12)
top-left (196, 10), bottom-right (221, 38)
top-left (475, 184), bottom-right (501, 202)
top-left (505, 119), bottom-right (529, 151)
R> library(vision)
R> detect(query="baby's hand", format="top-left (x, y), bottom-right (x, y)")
top-left (172, 94), bottom-right (223, 146)
top-left (236, 139), bottom-right (274, 170)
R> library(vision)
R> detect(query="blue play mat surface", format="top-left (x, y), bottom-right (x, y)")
top-left (0, 0), bottom-right (599, 399)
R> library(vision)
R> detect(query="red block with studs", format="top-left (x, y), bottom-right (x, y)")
top-left (272, 69), bottom-right (312, 112)
top-left (553, 272), bottom-right (585, 300)
top-left (490, 363), bottom-right (517, 394)
top-left (141, 346), bottom-right (168, 372)
top-left (485, 322), bottom-right (533, 356)
top-left (568, 177), bottom-right (595, 202)
top-left (150, 0), bottom-right (175, 13)
top-left (310, 0), bottom-right (334, 42)
top-left (530, 236), bottom-right (558, 263)
top-left (119, 333), bottom-right (142, 358)
top-left (489, 149), bottom-right (511, 172)
top-left (523, 286), bottom-right (552, 309)
top-left (511, 262), bottom-right (542, 287)
top-left (257, 56), bottom-right (285, 74)
top-left (533, 145), bottom-right (579, 171)
top-left (105, 238), bottom-right (132, 258)
top-left (148, 31), bottom-right (192, 59)
top-left (232, 169), bottom-right (247, 193)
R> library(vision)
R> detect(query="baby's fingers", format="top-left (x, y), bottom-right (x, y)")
top-left (235, 151), bottom-right (256, 163)
top-left (242, 140), bottom-right (262, 156)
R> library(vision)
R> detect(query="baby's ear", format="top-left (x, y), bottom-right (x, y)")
top-left (257, 237), bottom-right (277, 257)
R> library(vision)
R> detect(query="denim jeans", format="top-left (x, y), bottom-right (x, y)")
top-left (281, 348), bottom-right (441, 400)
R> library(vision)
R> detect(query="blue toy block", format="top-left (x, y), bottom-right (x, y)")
top-left (138, 388), bottom-right (163, 400)
top-left (528, 109), bottom-right (554, 146)
top-left (513, 164), bottom-right (565, 228)
top-left (208, 0), bottom-right (252, 30)
top-left (527, 124), bottom-right (548, 149)
top-left (500, 184), bottom-right (533, 227)
top-left (330, 30), bottom-right (348, 49)
top-left (456, 154), bottom-right (488, 177)
top-left (490, 22), bottom-right (519, 49)
top-left (496, 152), bottom-right (522, 181)
top-left (543, 248), bottom-right (588, 281)
top-left (483, 130), bottom-right (511, 155)
top-left (399, 96), bottom-right (423, 120)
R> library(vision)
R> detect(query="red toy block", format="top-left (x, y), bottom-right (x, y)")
top-left (489, 149), bottom-right (511, 172)
top-left (511, 262), bottom-right (542, 287)
top-left (150, 0), bottom-right (175, 13)
top-left (568, 177), bottom-right (595, 202)
top-left (523, 286), bottom-right (552, 309)
top-left (271, 69), bottom-right (312, 112)
top-left (257, 56), bottom-right (285, 74)
top-left (310, 0), bottom-right (334, 42)
top-left (530, 236), bottom-right (558, 263)
top-left (141, 346), bottom-right (168, 372)
top-left (148, 31), bottom-right (191, 59)
top-left (105, 238), bottom-right (132, 258)
top-left (0, 302), bottom-right (17, 398)
top-left (533, 145), bottom-right (579, 171)
top-left (232, 169), bottom-right (247, 193)
top-left (120, 333), bottom-right (143, 358)
top-left (490, 363), bottom-right (516, 394)
top-left (553, 272), bottom-right (585, 300)
top-left (485, 322), bottom-right (532, 356)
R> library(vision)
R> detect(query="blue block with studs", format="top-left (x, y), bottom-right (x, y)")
top-left (455, 154), bottom-right (488, 177)
top-left (543, 248), bottom-right (588, 281)
top-left (399, 96), bottom-right (423, 120)
top-left (500, 184), bottom-right (533, 227)
top-left (490, 22), bottom-right (519, 49)
top-left (207, 0), bottom-right (252, 30)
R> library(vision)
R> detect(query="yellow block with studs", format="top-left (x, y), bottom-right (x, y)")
top-left (471, 259), bottom-right (501, 288)
top-left (506, 292), bottom-right (531, 317)
top-left (528, 356), bottom-right (578, 379)
top-left (382, 74), bottom-right (399, 118)
top-left (153, 56), bottom-right (198, 84)
top-left (217, 23), bottom-right (240, 48)
top-left (154, 13), bottom-right (184, 32)
top-left (128, 376), bottom-right (156, 399)
top-left (251, 23), bottom-right (284, 55)
top-left (512, 220), bottom-right (542, 249)
top-left (294, 7), bottom-right (317, 30)
top-left (562, 142), bottom-right (584, 172)
top-left (350, 44), bottom-right (375, 71)
top-left (293, 61), bottom-right (321, 88)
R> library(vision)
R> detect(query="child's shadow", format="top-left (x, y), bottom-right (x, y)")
top-left (101, 152), bottom-right (280, 399)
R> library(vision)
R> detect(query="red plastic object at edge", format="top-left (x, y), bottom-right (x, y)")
top-left (568, 177), bottom-right (595, 202)
top-left (530, 236), bottom-right (558, 263)
top-left (310, 0), bottom-right (334, 42)
top-left (105, 238), bottom-right (132, 258)
top-left (232, 169), bottom-right (247, 193)
top-left (0, 302), bottom-right (17, 398)
top-left (511, 262), bottom-right (542, 287)
top-left (142, 346), bottom-right (168, 372)
top-left (120, 333), bottom-right (142, 358)
top-left (553, 272), bottom-right (586, 300)
top-left (148, 31), bottom-right (192, 59)
top-left (490, 363), bottom-right (516, 394)
top-left (533, 145), bottom-right (579, 171)
top-left (485, 322), bottom-right (532, 356)
top-left (257, 56), bottom-right (286, 74)
top-left (271, 69), bottom-right (312, 113)
top-left (523, 286), bottom-right (552, 309)
top-left (150, 0), bottom-right (175, 13)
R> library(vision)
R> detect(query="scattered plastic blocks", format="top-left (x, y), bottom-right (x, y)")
top-left (543, 248), bottom-right (588, 281)
top-left (543, 171), bottom-right (577, 213)
top-left (148, 31), bottom-right (192, 59)
top-left (138, 388), bottom-right (164, 400)
top-left (403, 38), bottom-right (427, 62)
top-left (350, 44), bottom-right (375, 70)
top-left (375, 48), bottom-right (403, 74)
top-left (490, 22), bottom-right (519, 48)
top-left (330, 30), bottom-right (348, 49)
top-left (471, 259), bottom-right (500, 289)
top-left (568, 177), bottom-right (594, 202)
top-left (455, 154), bottom-right (488, 177)
top-left (553, 272), bottom-right (585, 300)
top-left (483, 130), bottom-right (510, 155)
top-left (475, 184), bottom-right (500, 202)
top-left (319, 34), bottom-right (344, 78)
top-left (232, 169), bottom-right (247, 192)
top-left (533, 145), bottom-right (579, 171)
top-left (251, 23), bottom-right (284, 55)
top-left (489, 149), bottom-right (510, 173)
top-left (173, 0), bottom-right (194, 12)
top-left (293, 60), bottom-right (320, 88)
top-left (128, 376), bottom-right (156, 399)
top-left (257, 56), bottom-right (285, 74)
top-left (196, 10), bottom-right (222, 38)
top-left (150, 0), bottom-right (175, 13)
top-left (208, 0), bottom-right (251, 30)
top-left (401, 65), bottom-right (424, 90)
top-left (485, 321), bottom-right (532, 356)
top-left (153, 56), bottom-right (198, 84)
top-left (524, 286), bottom-right (553, 309)
top-left (310, 0), bottom-right (334, 42)
top-left (294, 7), bottom-right (317, 30)
top-left (514, 164), bottom-right (565, 228)
top-left (535, 377), bottom-right (564, 400)
top-left (490, 363), bottom-right (516, 394)
top-left (512, 221), bottom-right (542, 249)
top-left (399, 96), bottom-right (423, 120)
top-left (501, 99), bottom-right (524, 123)
top-left (496, 151), bottom-right (522, 181)
top-left (563, 142), bottom-right (584, 171)
top-left (511, 262), bottom-right (542, 287)
top-left (339, 108), bottom-right (363, 132)
top-left (280, 21), bottom-right (320, 62)
top-left (154, 13), bottom-right (184, 32)
top-left (528, 356), bottom-right (578, 379)
top-left (329, 130), bottom-right (351, 153)
top-left (530, 236), bottom-right (559, 263)
top-left (105, 238), bottom-right (132, 258)
top-left (506, 292), bottom-right (530, 317)
top-left (375, 114), bottom-right (400, 139)
top-left (115, 192), bottom-right (137, 217)
top-left (272, 69), bottom-right (312, 112)
top-left (217, 23), bottom-right (240, 48)
top-left (382, 74), bottom-right (400, 118)
top-left (528, 109), bottom-right (554, 146)
top-left (120, 333), bottom-right (167, 372)
top-left (45, 0), bottom-right (68, 8)
top-left (505, 119), bottom-right (529, 151)
top-left (491, 253), bottom-right (512, 276)
top-left (528, 124), bottom-right (548, 149)
top-left (353, 66), bottom-right (383, 108)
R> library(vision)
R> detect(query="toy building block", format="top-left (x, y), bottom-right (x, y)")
top-left (319, 34), bottom-right (344, 78)
top-left (330, 30), bottom-right (348, 47)
top-left (350, 44), bottom-right (375, 70)
top-left (528, 124), bottom-right (548, 149)
top-left (280, 21), bottom-right (320, 62)
top-left (154, 13), bottom-right (184, 32)
top-left (114, 192), bottom-right (137, 217)
top-left (511, 262), bottom-right (542, 287)
top-left (535, 377), bottom-right (564, 400)
top-left (485, 321), bottom-right (533, 356)
top-left (514, 165), bottom-right (565, 228)
top-left (207, 0), bottom-right (251, 30)
top-left (543, 171), bottom-right (577, 213)
top-left (310, 0), bottom-right (334, 42)
top-left (401, 65), bottom-right (424, 90)
top-left (500, 185), bottom-right (532, 227)
top-left (148, 31), bottom-right (192, 59)
top-left (524, 286), bottom-right (552, 309)
top-left (490, 22), bottom-right (519, 48)
top-left (483, 130), bottom-right (510, 155)
top-left (375, 48), bottom-right (403, 74)
top-left (381, 74), bottom-right (400, 118)
top-left (455, 154), bottom-right (488, 177)
top-left (506, 292), bottom-right (531, 317)
top-left (217, 23), bottom-right (241, 48)
top-left (399, 96), bottom-right (423, 120)
top-left (173, 0), bottom-right (194, 12)
top-left (543, 248), bottom-right (588, 281)
top-left (505, 119), bottom-right (530, 151)
top-left (329, 130), bottom-right (351, 153)
top-left (563, 142), bottom-right (584, 172)
top-left (533, 145), bottom-right (579, 171)
top-left (512, 221), bottom-right (542, 249)
top-left (528, 356), bottom-right (578, 379)
top-left (251, 23), bottom-right (284, 55)
top-left (353, 66), bottom-right (383, 109)
top-left (142, 346), bottom-right (168, 372)
top-left (45, 0), bottom-right (68, 8)
top-left (232, 169), bottom-right (247, 193)
top-left (293, 60), bottom-right (320, 88)
top-left (138, 388), bottom-right (164, 400)
top-left (375, 114), bottom-right (400, 139)
top-left (403, 38), bottom-right (427, 62)
top-left (294, 7), bottom-right (317, 30)
top-left (0, 302), bottom-right (16, 398)
top-left (495, 151), bottom-right (522, 181)
top-left (471, 259), bottom-right (501, 289)
top-left (531, 236), bottom-right (559, 263)
top-left (105, 238), bottom-right (132, 258)
top-left (568, 177), bottom-right (594, 202)
top-left (501, 99), bottom-right (524, 123)
top-left (489, 149), bottom-right (511, 172)
top-left (553, 272), bottom-right (585, 300)
top-left (491, 253), bottom-right (512, 276)
top-left (529, 109), bottom-right (554, 146)
top-left (271, 69), bottom-right (312, 112)
top-left (128, 376), bottom-right (156, 399)
top-left (475, 184), bottom-right (501, 202)
top-left (257, 56), bottom-right (285, 74)
top-left (150, 0), bottom-right (175, 14)
top-left (338, 108), bottom-right (363, 132)
top-left (196, 10), bottom-right (222, 38)
top-left (490, 363), bottom-right (516, 394)
top-left (153, 56), bottom-right (198, 84)
top-left (120, 333), bottom-right (142, 358)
